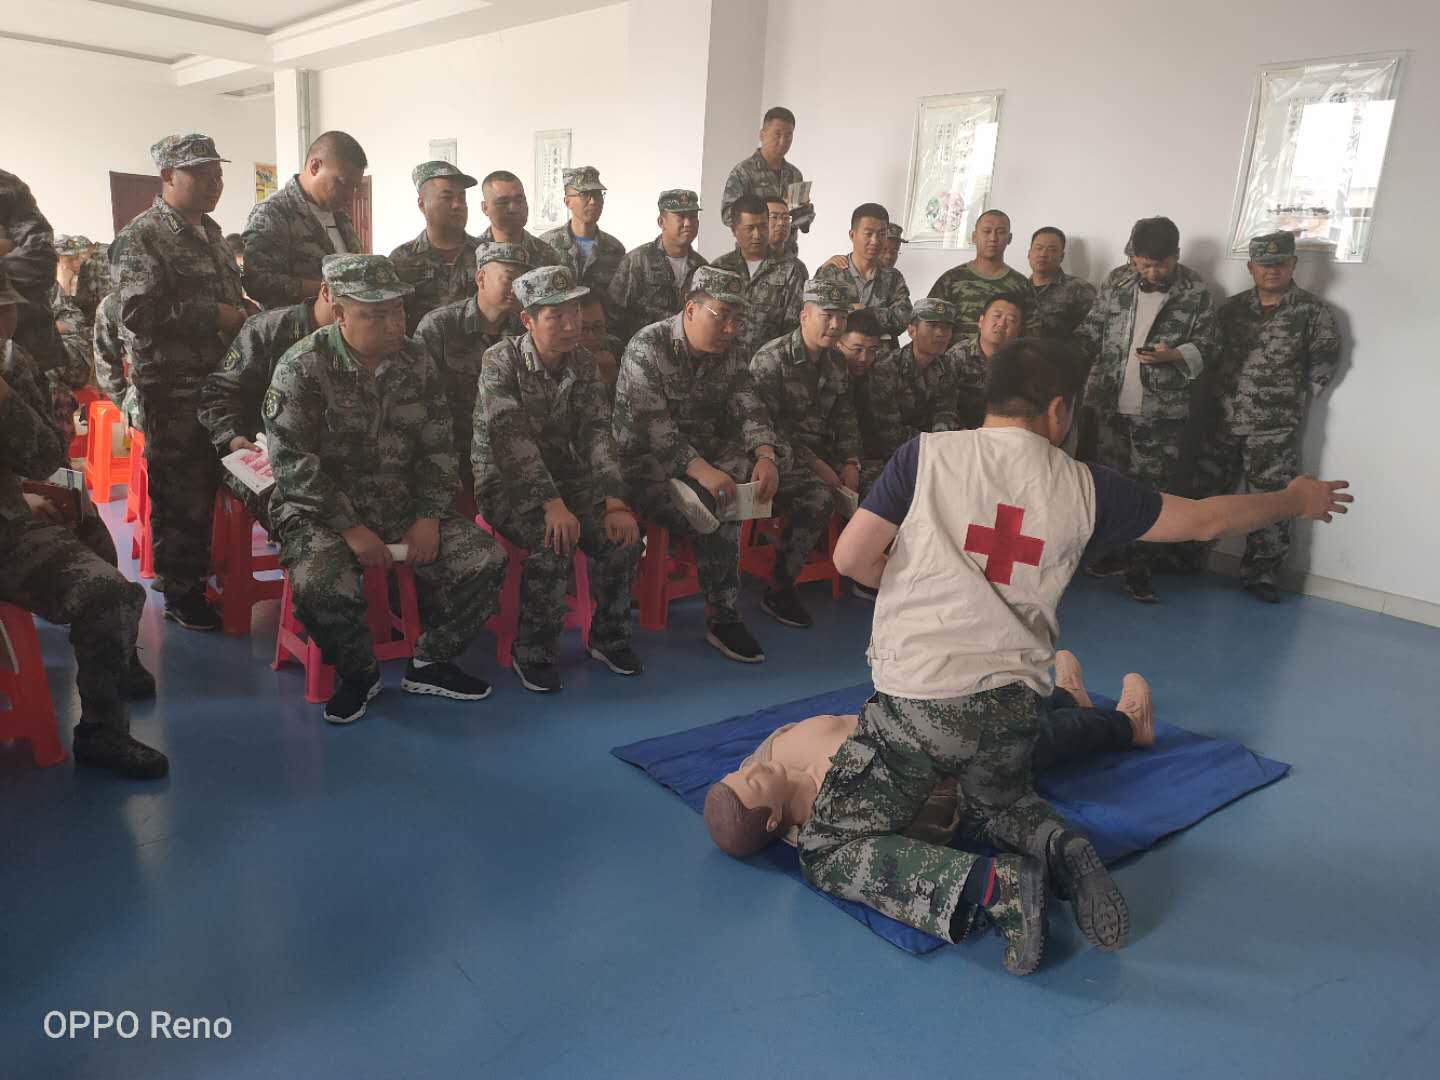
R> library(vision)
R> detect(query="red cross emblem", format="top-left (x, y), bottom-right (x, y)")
top-left (964, 504), bottom-right (1045, 585)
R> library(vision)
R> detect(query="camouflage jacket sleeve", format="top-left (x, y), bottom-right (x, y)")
top-left (199, 315), bottom-right (272, 452)
top-left (1305, 300), bottom-right (1342, 392)
top-left (1072, 293), bottom-right (1106, 362)
top-left (874, 270), bottom-right (914, 337)
top-left (263, 351), bottom-right (361, 533)
top-left (478, 342), bottom-right (562, 512)
top-left (747, 341), bottom-right (799, 462)
top-left (729, 359), bottom-right (778, 455)
top-left (831, 366), bottom-right (862, 463)
top-left (92, 296), bottom-right (129, 410)
top-left (865, 350), bottom-right (915, 447)
top-left (0, 343), bottom-right (66, 481)
top-left (51, 290), bottom-right (95, 390)
top-left (720, 163), bottom-right (748, 227)
top-left (409, 352), bottom-right (460, 521)
top-left (0, 175), bottom-right (57, 294)
top-left (1173, 289), bottom-right (1216, 381)
top-left (782, 261), bottom-right (806, 327)
top-left (240, 199), bottom-right (305, 308)
top-left (612, 333), bottom-right (701, 477)
top-left (572, 353), bottom-right (626, 503)
top-left (114, 229), bottom-right (223, 348)
top-left (606, 252), bottom-right (641, 342)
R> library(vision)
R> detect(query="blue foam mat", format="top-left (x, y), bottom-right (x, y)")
top-left (613, 682), bottom-right (1291, 955)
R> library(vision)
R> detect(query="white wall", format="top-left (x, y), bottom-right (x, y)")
top-left (762, 0), bottom-right (1440, 607)
top-left (0, 38), bottom-right (276, 240)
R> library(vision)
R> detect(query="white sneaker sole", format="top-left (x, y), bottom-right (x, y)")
top-left (667, 479), bottom-right (720, 535)
top-left (508, 661), bottom-right (560, 694)
top-left (705, 630), bottom-right (765, 664)
top-left (760, 596), bottom-right (812, 629)
top-left (588, 646), bottom-right (642, 676)
top-left (399, 678), bottom-right (493, 701)
top-left (324, 678), bottom-right (382, 724)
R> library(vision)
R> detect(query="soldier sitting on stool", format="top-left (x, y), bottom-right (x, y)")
top-left (472, 265), bottom-right (643, 693)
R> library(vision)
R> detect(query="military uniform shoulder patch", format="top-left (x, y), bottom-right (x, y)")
top-left (262, 387), bottom-right (285, 420)
top-left (221, 346), bottom-right (243, 372)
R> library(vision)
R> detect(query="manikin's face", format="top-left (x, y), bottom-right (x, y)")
top-left (166, 163), bottom-right (224, 215)
top-left (972, 213), bottom-right (1012, 260)
top-left (732, 211), bottom-right (769, 261)
top-left (910, 318), bottom-right (954, 357)
top-left (683, 295), bottom-right (739, 354)
top-left (523, 300), bottom-right (583, 357)
top-left (1131, 253), bottom-right (1178, 286)
top-left (307, 157), bottom-right (363, 211)
top-left (419, 178), bottom-right (468, 233)
top-left (1028, 233), bottom-right (1064, 276)
top-left (837, 331), bottom-right (882, 377)
top-left (564, 187), bottom-right (604, 227)
top-left (978, 300), bottom-right (1023, 351)
top-left (1248, 258), bottom-right (1296, 294)
top-left (476, 261), bottom-right (524, 312)
top-left (766, 201), bottom-right (791, 250)
top-left (850, 216), bottom-right (886, 263)
top-left (800, 304), bottom-right (845, 350)
top-left (720, 760), bottom-right (793, 833)
top-left (758, 119), bottom-right (794, 159)
top-left (659, 210), bottom-right (699, 250)
top-left (482, 180), bottom-right (529, 233)
top-left (336, 297), bottom-right (405, 358)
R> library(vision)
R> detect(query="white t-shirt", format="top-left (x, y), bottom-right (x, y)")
top-left (311, 204), bottom-right (349, 255)
top-left (745, 258), bottom-right (764, 279)
top-left (666, 254), bottom-right (689, 288)
top-left (1118, 288), bottom-right (1166, 416)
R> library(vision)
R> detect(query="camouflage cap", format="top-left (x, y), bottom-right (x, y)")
top-left (885, 223), bottom-right (908, 243)
top-left (150, 133), bottom-right (229, 170)
top-left (475, 241), bottom-right (531, 270)
top-left (802, 277), bottom-right (858, 311)
top-left (512, 265), bottom-right (589, 310)
top-left (910, 297), bottom-right (959, 325)
top-left (54, 234), bottom-right (93, 256)
top-left (321, 254), bottom-right (413, 302)
top-left (687, 266), bottom-right (745, 306)
top-left (563, 166), bottom-right (606, 194)
top-left (0, 270), bottom-right (24, 307)
top-left (1249, 231), bottom-right (1297, 265)
top-left (412, 160), bottom-right (477, 191)
top-left (658, 189), bottom-right (701, 213)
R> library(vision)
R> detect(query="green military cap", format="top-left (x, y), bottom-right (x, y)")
top-left (475, 241), bottom-right (531, 270)
top-left (658, 189), bottom-right (701, 213)
top-left (802, 277), bottom-right (858, 311)
top-left (910, 297), bottom-right (959, 324)
top-left (0, 270), bottom-right (25, 307)
top-left (321, 254), bottom-right (413, 302)
top-left (54, 234), bottom-right (92, 256)
top-left (412, 160), bottom-right (477, 191)
top-left (150, 133), bottom-right (229, 170)
top-left (512, 264), bottom-right (589, 310)
top-left (885, 223), bottom-right (908, 243)
top-left (1249, 231), bottom-right (1297, 264)
top-left (687, 266), bottom-right (745, 306)
top-left (563, 166), bottom-right (606, 194)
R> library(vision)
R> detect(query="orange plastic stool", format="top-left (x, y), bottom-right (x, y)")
top-left (0, 603), bottom-right (66, 767)
top-left (272, 564), bottom-right (422, 703)
top-left (127, 441), bottom-right (155, 580)
top-left (83, 399), bottom-right (130, 503)
top-left (124, 429), bottom-right (145, 524)
top-left (68, 386), bottom-right (101, 460)
top-left (739, 514), bottom-right (843, 599)
top-left (632, 521), bottom-right (702, 630)
top-left (205, 491), bottom-right (283, 635)
top-left (475, 516), bottom-right (592, 668)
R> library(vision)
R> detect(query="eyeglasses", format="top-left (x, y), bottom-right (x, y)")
top-left (701, 304), bottom-right (740, 330)
top-left (566, 191), bottom-right (603, 203)
top-left (839, 343), bottom-right (881, 359)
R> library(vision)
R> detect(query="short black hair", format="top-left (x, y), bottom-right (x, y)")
top-left (975, 208), bottom-right (1010, 228)
top-left (845, 309), bottom-right (883, 337)
top-left (225, 232), bottom-right (244, 249)
top-left (730, 194), bottom-right (770, 221)
top-left (985, 338), bottom-right (1086, 419)
top-left (763, 106), bottom-right (796, 126)
top-left (1131, 216), bottom-right (1180, 259)
top-left (481, 170), bottom-right (523, 196)
top-left (980, 292), bottom-right (1027, 319)
top-left (851, 202), bottom-right (889, 229)
top-left (307, 130), bottom-right (367, 169)
top-left (1031, 226), bottom-right (1066, 246)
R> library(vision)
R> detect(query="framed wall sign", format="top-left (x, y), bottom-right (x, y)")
top-left (533, 129), bottom-right (572, 232)
top-left (900, 91), bottom-right (1003, 249)
top-left (428, 138), bottom-right (458, 166)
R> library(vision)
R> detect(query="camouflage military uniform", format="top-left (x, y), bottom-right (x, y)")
top-left (721, 149), bottom-right (804, 257)
top-left (242, 176), bottom-right (362, 308)
top-left (946, 337), bottom-right (993, 430)
top-left (264, 321), bottom-right (506, 679)
top-left (92, 292), bottom-right (139, 428)
top-left (0, 169), bottom-right (63, 373)
top-left (113, 194), bottom-right (245, 599)
top-left (1029, 270), bottom-right (1096, 339)
top-left (815, 257), bottom-right (913, 339)
top-left (476, 226), bottom-right (560, 271)
top-left (388, 230), bottom-right (480, 333)
top-left (612, 313), bottom-right (780, 625)
top-left (538, 223), bottom-right (627, 295)
top-left (711, 248), bottom-right (807, 359)
top-left (199, 301), bottom-right (321, 528)
top-left (0, 335), bottom-right (144, 733)
top-left (862, 343), bottom-right (963, 461)
top-left (799, 685), bottom-right (1068, 943)
top-left (75, 251), bottom-right (110, 322)
top-left (49, 282), bottom-right (94, 389)
top-left (607, 236), bottom-right (708, 344)
top-left (927, 263), bottom-right (1034, 334)
top-left (473, 331), bottom-right (638, 665)
top-left (1195, 282), bottom-right (1341, 584)
top-left (848, 369), bottom-right (887, 494)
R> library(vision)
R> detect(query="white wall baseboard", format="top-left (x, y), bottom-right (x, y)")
top-left (1205, 552), bottom-right (1440, 629)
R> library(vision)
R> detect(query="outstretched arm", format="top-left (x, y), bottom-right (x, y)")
top-left (1139, 477), bottom-right (1351, 544)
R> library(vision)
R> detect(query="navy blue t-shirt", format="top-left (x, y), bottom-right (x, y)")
top-left (860, 435), bottom-right (1163, 556)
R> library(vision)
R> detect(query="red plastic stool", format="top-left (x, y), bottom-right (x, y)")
top-left (632, 521), bottom-right (702, 630)
top-left (128, 440), bottom-right (155, 580)
top-left (205, 491), bottom-right (283, 635)
top-left (124, 429), bottom-right (145, 524)
top-left (475, 516), bottom-right (592, 668)
top-left (68, 386), bottom-right (101, 460)
top-left (272, 564), bottom-right (422, 703)
top-left (739, 514), bottom-right (843, 598)
top-left (83, 398), bottom-right (130, 503)
top-left (0, 604), bottom-right (66, 767)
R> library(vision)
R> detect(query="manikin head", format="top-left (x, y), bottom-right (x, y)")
top-left (1028, 226), bottom-right (1066, 278)
top-left (703, 759), bottom-right (816, 857)
top-left (977, 294), bottom-right (1025, 353)
top-left (765, 197), bottom-right (792, 252)
top-left (984, 338), bottom-right (1086, 446)
top-left (1127, 216), bottom-right (1180, 286)
top-left (301, 131), bottom-right (367, 212)
top-left (729, 194), bottom-right (770, 262)
top-left (837, 308), bottom-right (883, 377)
top-left (848, 203), bottom-right (889, 265)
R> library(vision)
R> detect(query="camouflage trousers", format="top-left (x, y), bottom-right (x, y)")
top-left (278, 516), bottom-right (508, 679)
top-left (136, 393), bottom-right (220, 598)
top-left (220, 471), bottom-right (275, 534)
top-left (1096, 412), bottom-right (1185, 571)
top-left (488, 493), bottom-right (640, 666)
top-left (0, 517), bottom-right (144, 730)
top-left (798, 684), bottom-right (1069, 943)
top-left (1194, 425), bottom-right (1299, 584)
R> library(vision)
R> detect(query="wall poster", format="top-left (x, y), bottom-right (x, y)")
top-left (532, 129), bottom-right (572, 233)
top-left (901, 91), bottom-right (1002, 249)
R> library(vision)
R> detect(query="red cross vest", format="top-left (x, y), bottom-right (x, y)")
top-left (867, 427), bottom-right (1096, 701)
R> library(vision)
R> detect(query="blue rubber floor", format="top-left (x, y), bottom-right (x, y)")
top-left (3, 504), bottom-right (1438, 1079)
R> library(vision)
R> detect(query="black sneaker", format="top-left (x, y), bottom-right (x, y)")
top-left (761, 586), bottom-right (813, 629)
top-left (1049, 831), bottom-right (1130, 951)
top-left (666, 477), bottom-right (720, 535)
top-left (122, 653), bottom-right (156, 700)
top-left (589, 642), bottom-right (645, 676)
top-left (401, 660), bottom-right (494, 700)
top-left (72, 722), bottom-right (169, 779)
top-left (1124, 566), bottom-right (1158, 604)
top-left (325, 666), bottom-right (382, 724)
top-left (163, 589), bottom-right (221, 631)
top-left (1245, 580), bottom-right (1281, 604)
top-left (850, 580), bottom-right (877, 602)
top-left (705, 620), bottom-right (764, 663)
top-left (510, 655), bottom-right (561, 693)
top-left (1084, 553), bottom-right (1127, 579)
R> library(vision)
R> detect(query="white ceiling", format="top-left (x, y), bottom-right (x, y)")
top-left (95, 0), bottom-right (367, 34)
